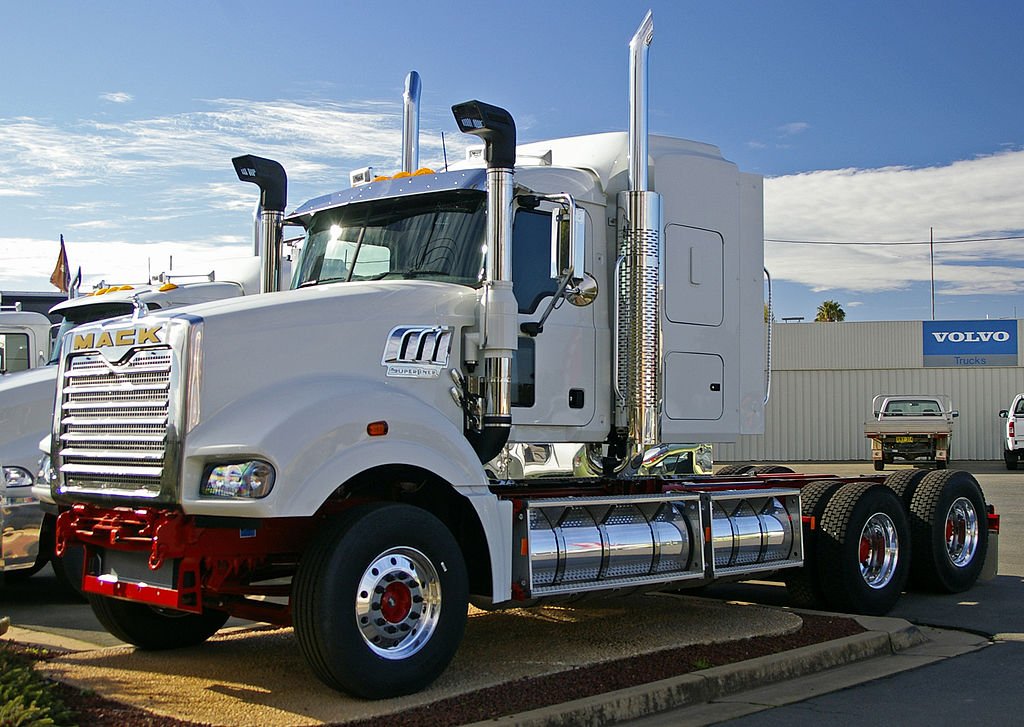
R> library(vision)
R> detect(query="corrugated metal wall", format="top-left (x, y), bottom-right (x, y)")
top-left (714, 320), bottom-right (1024, 462)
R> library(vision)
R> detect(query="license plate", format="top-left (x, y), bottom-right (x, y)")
top-left (894, 436), bottom-right (914, 443)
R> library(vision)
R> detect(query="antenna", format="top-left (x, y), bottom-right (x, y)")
top-left (442, 131), bottom-right (448, 172)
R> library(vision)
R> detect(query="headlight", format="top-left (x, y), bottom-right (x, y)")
top-left (201, 460), bottom-right (276, 499)
top-left (694, 444), bottom-right (714, 474)
top-left (3, 465), bottom-right (34, 488)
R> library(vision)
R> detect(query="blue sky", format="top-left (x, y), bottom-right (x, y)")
top-left (2, 0), bottom-right (1023, 321)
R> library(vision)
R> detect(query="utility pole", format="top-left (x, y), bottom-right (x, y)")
top-left (930, 227), bottom-right (935, 320)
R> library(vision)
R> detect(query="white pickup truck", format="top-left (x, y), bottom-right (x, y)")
top-left (998, 394), bottom-right (1024, 469)
top-left (863, 394), bottom-right (958, 471)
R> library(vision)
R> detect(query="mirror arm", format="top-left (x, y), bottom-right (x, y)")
top-left (520, 268), bottom-right (575, 337)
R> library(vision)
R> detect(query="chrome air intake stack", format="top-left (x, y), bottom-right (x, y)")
top-left (401, 71), bottom-right (421, 173)
top-left (232, 155), bottom-right (287, 294)
top-left (453, 101), bottom-right (517, 461)
top-left (615, 10), bottom-right (663, 455)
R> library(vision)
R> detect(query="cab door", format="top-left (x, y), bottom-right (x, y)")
top-left (509, 205), bottom-right (597, 431)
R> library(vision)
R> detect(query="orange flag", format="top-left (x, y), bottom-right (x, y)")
top-left (50, 235), bottom-right (70, 293)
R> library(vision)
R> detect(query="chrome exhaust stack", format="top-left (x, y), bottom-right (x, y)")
top-left (452, 100), bottom-right (517, 461)
top-left (232, 155), bottom-right (287, 294)
top-left (615, 10), bottom-right (663, 457)
top-left (401, 71), bottom-right (422, 174)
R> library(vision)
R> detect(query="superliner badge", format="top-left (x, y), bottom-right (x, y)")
top-left (382, 325), bottom-right (452, 378)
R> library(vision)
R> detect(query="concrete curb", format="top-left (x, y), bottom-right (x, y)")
top-left (466, 616), bottom-right (926, 727)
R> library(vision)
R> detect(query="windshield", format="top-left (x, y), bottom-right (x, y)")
top-left (882, 399), bottom-right (942, 416)
top-left (292, 190), bottom-right (487, 289)
top-left (47, 302), bottom-right (135, 364)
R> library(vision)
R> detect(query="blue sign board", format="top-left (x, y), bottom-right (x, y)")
top-left (922, 320), bottom-right (1018, 367)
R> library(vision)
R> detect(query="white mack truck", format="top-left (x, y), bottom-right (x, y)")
top-left (46, 13), bottom-right (998, 699)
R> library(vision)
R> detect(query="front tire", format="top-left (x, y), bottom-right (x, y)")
top-left (293, 503), bottom-right (468, 699)
top-left (908, 470), bottom-right (987, 592)
top-left (86, 595), bottom-right (229, 649)
top-left (817, 483), bottom-right (910, 616)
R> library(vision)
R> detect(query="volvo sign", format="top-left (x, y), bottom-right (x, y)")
top-left (923, 320), bottom-right (1018, 367)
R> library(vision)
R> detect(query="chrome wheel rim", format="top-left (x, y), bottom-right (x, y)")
top-left (945, 497), bottom-right (980, 568)
top-left (858, 513), bottom-right (899, 589)
top-left (355, 546), bottom-right (442, 660)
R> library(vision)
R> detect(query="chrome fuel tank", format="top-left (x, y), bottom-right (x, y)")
top-left (512, 488), bottom-right (803, 598)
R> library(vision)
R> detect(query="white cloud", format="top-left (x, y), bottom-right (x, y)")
top-left (100, 92), bottom-right (133, 104)
top-left (765, 149), bottom-right (1024, 296)
top-left (778, 122), bottom-right (809, 136)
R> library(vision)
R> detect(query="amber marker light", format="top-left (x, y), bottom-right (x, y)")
top-left (367, 421), bottom-right (389, 437)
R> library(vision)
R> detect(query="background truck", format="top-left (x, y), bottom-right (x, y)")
top-left (0, 303), bottom-right (50, 375)
top-left (998, 393), bottom-right (1024, 469)
top-left (863, 394), bottom-right (958, 471)
top-left (2, 255), bottom-right (293, 586)
top-left (46, 13), bottom-right (998, 700)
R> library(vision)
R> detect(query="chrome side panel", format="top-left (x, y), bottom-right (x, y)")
top-left (513, 488), bottom-right (803, 598)
top-left (515, 492), bottom-right (704, 598)
top-left (705, 489), bottom-right (802, 578)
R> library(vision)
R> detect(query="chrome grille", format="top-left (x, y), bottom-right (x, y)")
top-left (59, 348), bottom-right (173, 497)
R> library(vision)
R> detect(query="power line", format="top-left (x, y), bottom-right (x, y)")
top-left (765, 234), bottom-right (1024, 245)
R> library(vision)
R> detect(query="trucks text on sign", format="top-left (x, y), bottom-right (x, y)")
top-left (922, 320), bottom-right (1018, 367)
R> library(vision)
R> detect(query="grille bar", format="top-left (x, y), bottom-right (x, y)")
top-left (62, 463), bottom-right (166, 478)
top-left (60, 447), bottom-right (165, 462)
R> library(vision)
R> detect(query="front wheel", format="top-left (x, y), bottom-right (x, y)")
top-left (86, 594), bottom-right (229, 649)
top-left (816, 483), bottom-right (911, 616)
top-left (908, 470), bottom-right (988, 592)
top-left (293, 503), bottom-right (468, 699)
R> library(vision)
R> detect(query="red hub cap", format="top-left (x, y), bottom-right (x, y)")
top-left (380, 581), bottom-right (413, 623)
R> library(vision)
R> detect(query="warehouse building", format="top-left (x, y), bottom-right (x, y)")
top-left (714, 318), bottom-right (1024, 463)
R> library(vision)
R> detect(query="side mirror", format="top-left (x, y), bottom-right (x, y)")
top-left (951, 410), bottom-right (959, 418)
top-left (551, 203), bottom-right (585, 281)
top-left (999, 410), bottom-right (1009, 418)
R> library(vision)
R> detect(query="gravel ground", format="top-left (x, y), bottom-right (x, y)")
top-left (17, 606), bottom-right (863, 727)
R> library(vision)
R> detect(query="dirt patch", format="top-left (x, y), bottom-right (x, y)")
top-left (21, 612), bottom-right (863, 727)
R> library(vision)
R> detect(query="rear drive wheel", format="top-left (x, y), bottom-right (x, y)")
top-left (747, 464), bottom-right (794, 475)
top-left (785, 480), bottom-right (846, 608)
top-left (293, 502), bottom-right (468, 699)
top-left (908, 470), bottom-right (987, 592)
top-left (715, 464), bottom-right (753, 476)
top-left (883, 469), bottom-right (928, 509)
top-left (817, 483), bottom-right (910, 615)
top-left (1004, 449), bottom-right (1018, 470)
top-left (873, 460), bottom-right (884, 472)
top-left (86, 594), bottom-right (229, 649)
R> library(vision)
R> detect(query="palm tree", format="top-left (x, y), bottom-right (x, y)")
top-left (815, 299), bottom-right (845, 322)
